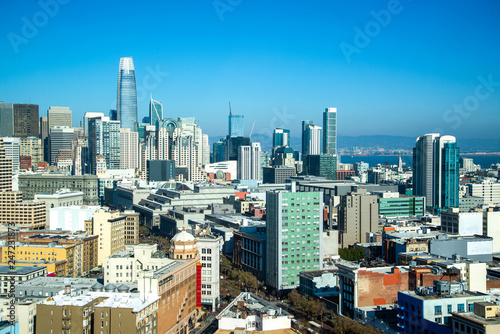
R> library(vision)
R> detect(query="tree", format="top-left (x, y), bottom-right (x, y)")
top-left (139, 226), bottom-right (150, 236)
top-left (220, 254), bottom-right (233, 275)
top-left (338, 246), bottom-right (365, 261)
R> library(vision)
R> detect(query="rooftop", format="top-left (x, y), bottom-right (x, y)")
top-left (452, 311), bottom-right (500, 326)
top-left (218, 292), bottom-right (292, 319)
top-left (0, 265), bottom-right (46, 275)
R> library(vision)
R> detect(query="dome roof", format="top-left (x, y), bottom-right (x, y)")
top-left (172, 229), bottom-right (195, 243)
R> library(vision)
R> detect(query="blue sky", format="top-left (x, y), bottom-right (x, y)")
top-left (1, 0), bottom-right (499, 139)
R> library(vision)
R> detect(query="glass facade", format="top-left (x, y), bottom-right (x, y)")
top-left (378, 197), bottom-right (425, 217)
top-left (323, 108), bottom-right (337, 155)
top-left (305, 154), bottom-right (337, 180)
top-left (88, 117), bottom-right (121, 173)
top-left (149, 97), bottom-right (163, 127)
top-left (117, 57), bottom-right (138, 130)
top-left (272, 128), bottom-right (290, 153)
top-left (437, 141), bottom-right (459, 210)
top-left (228, 115), bottom-right (244, 137)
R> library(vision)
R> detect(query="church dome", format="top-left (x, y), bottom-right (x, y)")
top-left (172, 229), bottom-right (195, 243)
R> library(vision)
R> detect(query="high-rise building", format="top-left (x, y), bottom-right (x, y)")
top-left (0, 139), bottom-right (12, 191)
top-left (39, 116), bottom-right (49, 161)
top-left (83, 112), bottom-right (104, 136)
top-left (251, 142), bottom-right (262, 180)
top-left (237, 145), bottom-right (251, 180)
top-left (338, 188), bottom-right (378, 248)
top-left (2, 137), bottom-right (20, 174)
top-left (119, 128), bottom-right (139, 170)
top-left (301, 120), bottom-right (313, 157)
top-left (88, 116), bottom-right (121, 174)
top-left (229, 114), bottom-right (244, 137)
top-left (20, 137), bottom-right (43, 163)
top-left (305, 154), bottom-right (337, 180)
top-left (323, 107), bottom-right (337, 155)
top-left (413, 134), bottom-right (459, 212)
top-left (272, 128), bottom-right (290, 154)
top-left (13, 104), bottom-right (39, 138)
top-left (109, 109), bottom-right (118, 121)
top-left (147, 160), bottom-right (176, 181)
top-left (47, 106), bottom-right (72, 129)
top-left (304, 125), bottom-right (321, 156)
top-left (117, 57), bottom-right (138, 130)
top-left (87, 209), bottom-right (126, 265)
top-left (49, 126), bottom-right (74, 166)
top-left (0, 102), bottom-right (14, 137)
top-left (149, 96), bottom-right (163, 127)
top-left (266, 190), bottom-right (323, 290)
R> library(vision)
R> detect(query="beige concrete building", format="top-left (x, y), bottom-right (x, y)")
top-left (104, 243), bottom-right (173, 284)
top-left (123, 210), bottom-right (139, 246)
top-left (0, 191), bottom-right (46, 229)
top-left (20, 137), bottom-right (43, 163)
top-left (87, 209), bottom-right (126, 265)
top-left (338, 188), bottom-right (379, 248)
top-left (36, 289), bottom-right (158, 334)
top-left (451, 302), bottom-right (500, 334)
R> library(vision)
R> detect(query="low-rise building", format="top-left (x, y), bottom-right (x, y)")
top-left (0, 266), bottom-right (47, 296)
top-left (398, 281), bottom-right (491, 334)
top-left (36, 289), bottom-right (159, 334)
top-left (48, 205), bottom-right (100, 231)
top-left (441, 208), bottom-right (483, 236)
top-left (451, 302), bottom-right (500, 334)
top-left (299, 269), bottom-right (339, 298)
top-left (233, 226), bottom-right (267, 281)
top-left (34, 188), bottom-right (84, 227)
top-left (217, 292), bottom-right (293, 331)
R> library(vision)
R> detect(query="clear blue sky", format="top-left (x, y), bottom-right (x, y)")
top-left (1, 0), bottom-right (499, 139)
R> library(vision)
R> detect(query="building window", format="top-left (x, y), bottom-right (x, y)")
top-left (434, 306), bottom-right (442, 315)
top-left (458, 304), bottom-right (465, 313)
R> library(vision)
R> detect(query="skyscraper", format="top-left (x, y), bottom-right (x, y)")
top-left (228, 114), bottom-right (244, 137)
top-left (49, 126), bottom-right (74, 165)
top-left (0, 103), bottom-right (14, 137)
top-left (413, 134), bottom-right (459, 212)
top-left (88, 116), bottom-right (121, 174)
top-left (237, 145), bottom-right (251, 180)
top-left (301, 120), bottom-right (313, 157)
top-left (14, 104), bottom-right (39, 138)
top-left (304, 125), bottom-right (321, 156)
top-left (149, 96), bottom-right (163, 127)
top-left (39, 116), bottom-right (49, 161)
top-left (266, 190), bottom-right (323, 290)
top-left (120, 128), bottom-right (139, 170)
top-left (2, 138), bottom-right (20, 174)
top-left (251, 142), bottom-right (262, 180)
top-left (117, 57), bottom-right (138, 130)
top-left (322, 108), bottom-right (337, 155)
top-left (47, 106), bottom-right (72, 129)
top-left (272, 128), bottom-right (290, 154)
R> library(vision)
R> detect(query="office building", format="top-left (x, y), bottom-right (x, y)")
top-left (20, 136), bottom-right (43, 163)
top-left (86, 209), bottom-right (126, 265)
top-left (0, 191), bottom-right (46, 229)
top-left (441, 208), bottom-right (483, 236)
top-left (88, 116), bottom-right (121, 173)
top-left (49, 205), bottom-right (100, 231)
top-left (301, 120), bottom-right (313, 157)
top-left (0, 139), bottom-right (12, 191)
top-left (2, 137), bottom-right (20, 173)
top-left (304, 154), bottom-right (337, 180)
top-left (266, 190), bottom-right (323, 290)
top-left (39, 115), bottom-right (49, 161)
top-left (0, 103), bottom-right (14, 137)
top-left (83, 112), bottom-right (104, 136)
top-left (226, 136), bottom-right (251, 161)
top-left (468, 181), bottom-right (500, 206)
top-left (147, 160), bottom-right (175, 182)
top-left (378, 193), bottom-right (425, 217)
top-left (49, 126), bottom-right (74, 165)
top-left (323, 107), bottom-right (337, 155)
top-left (238, 145), bottom-right (251, 180)
top-left (35, 189), bottom-right (84, 227)
top-left (262, 166), bottom-right (296, 184)
top-left (229, 114), bottom-right (244, 137)
top-left (251, 142), bottom-right (262, 180)
top-left (196, 232), bottom-right (223, 310)
top-left (233, 225), bottom-right (267, 281)
top-left (119, 128), bottom-right (139, 170)
top-left (272, 146), bottom-right (296, 168)
top-left (14, 104), bottom-right (39, 138)
top-left (149, 96), bottom-right (163, 127)
top-left (272, 128), bottom-right (290, 154)
top-left (338, 188), bottom-right (378, 248)
top-left (47, 106), bottom-right (72, 129)
top-left (117, 57), bottom-right (138, 130)
top-left (123, 210), bottom-right (140, 246)
top-left (304, 124), bottom-right (321, 156)
top-left (413, 134), bottom-right (459, 212)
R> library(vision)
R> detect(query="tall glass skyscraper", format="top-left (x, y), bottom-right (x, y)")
top-left (117, 57), bottom-right (138, 130)
top-left (228, 114), bottom-right (244, 137)
top-left (413, 133), bottom-right (459, 213)
top-left (323, 107), bottom-right (337, 155)
top-left (272, 128), bottom-right (290, 154)
top-left (301, 120), bottom-right (313, 157)
top-left (149, 96), bottom-right (163, 127)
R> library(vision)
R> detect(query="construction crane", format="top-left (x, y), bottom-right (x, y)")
top-left (249, 121), bottom-right (256, 138)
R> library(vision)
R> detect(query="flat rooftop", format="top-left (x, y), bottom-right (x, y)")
top-left (0, 265), bottom-right (45, 275)
top-left (17, 277), bottom-right (99, 288)
top-left (402, 289), bottom-right (487, 301)
top-left (452, 311), bottom-right (500, 326)
top-left (218, 292), bottom-right (292, 319)
top-left (299, 269), bottom-right (338, 278)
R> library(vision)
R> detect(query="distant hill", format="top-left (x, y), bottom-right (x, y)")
top-left (209, 135), bottom-right (500, 153)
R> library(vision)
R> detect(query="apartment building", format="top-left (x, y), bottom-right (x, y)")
top-left (86, 209), bottom-right (125, 265)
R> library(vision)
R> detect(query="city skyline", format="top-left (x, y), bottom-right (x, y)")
top-left (1, 1), bottom-right (500, 140)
